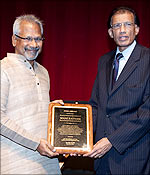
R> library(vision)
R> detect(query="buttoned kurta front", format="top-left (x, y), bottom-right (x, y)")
top-left (1, 53), bottom-right (61, 174)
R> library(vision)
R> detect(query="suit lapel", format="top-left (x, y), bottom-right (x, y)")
top-left (106, 52), bottom-right (115, 94)
top-left (110, 44), bottom-right (141, 94)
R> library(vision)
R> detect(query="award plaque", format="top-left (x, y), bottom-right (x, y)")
top-left (47, 103), bottom-right (93, 154)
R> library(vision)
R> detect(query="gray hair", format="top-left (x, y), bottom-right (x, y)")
top-left (13, 14), bottom-right (43, 35)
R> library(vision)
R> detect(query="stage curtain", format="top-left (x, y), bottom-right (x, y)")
top-left (1, 0), bottom-right (150, 101)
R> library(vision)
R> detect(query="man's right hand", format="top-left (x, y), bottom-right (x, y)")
top-left (37, 138), bottom-right (59, 157)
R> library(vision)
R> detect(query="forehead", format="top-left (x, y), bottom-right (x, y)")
top-left (112, 12), bottom-right (134, 23)
top-left (19, 20), bottom-right (41, 35)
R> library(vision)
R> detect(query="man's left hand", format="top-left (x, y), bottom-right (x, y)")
top-left (51, 99), bottom-right (64, 105)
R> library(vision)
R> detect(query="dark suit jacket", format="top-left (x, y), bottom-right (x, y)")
top-left (89, 43), bottom-right (150, 174)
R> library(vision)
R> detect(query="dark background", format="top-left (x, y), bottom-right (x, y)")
top-left (1, 0), bottom-right (150, 102)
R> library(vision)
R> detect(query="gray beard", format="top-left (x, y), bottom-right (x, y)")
top-left (25, 51), bottom-right (39, 61)
top-left (24, 47), bottom-right (40, 61)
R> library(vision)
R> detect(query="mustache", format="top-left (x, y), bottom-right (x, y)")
top-left (24, 46), bottom-right (40, 52)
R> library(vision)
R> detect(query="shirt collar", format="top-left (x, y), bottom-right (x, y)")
top-left (116, 40), bottom-right (136, 61)
top-left (7, 53), bottom-right (38, 67)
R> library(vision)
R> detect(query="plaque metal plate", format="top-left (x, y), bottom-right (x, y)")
top-left (47, 103), bottom-right (93, 154)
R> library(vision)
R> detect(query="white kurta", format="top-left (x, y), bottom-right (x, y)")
top-left (1, 53), bottom-right (61, 174)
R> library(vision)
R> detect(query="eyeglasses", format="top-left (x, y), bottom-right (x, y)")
top-left (15, 34), bottom-right (45, 42)
top-left (111, 22), bottom-right (135, 30)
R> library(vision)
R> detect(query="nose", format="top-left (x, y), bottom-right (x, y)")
top-left (119, 23), bottom-right (126, 33)
top-left (30, 39), bottom-right (38, 47)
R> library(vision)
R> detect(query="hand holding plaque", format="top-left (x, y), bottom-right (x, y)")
top-left (47, 103), bottom-right (93, 154)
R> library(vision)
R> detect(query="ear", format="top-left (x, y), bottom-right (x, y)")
top-left (108, 28), bottom-right (114, 38)
top-left (135, 25), bottom-right (140, 36)
top-left (12, 35), bottom-right (17, 47)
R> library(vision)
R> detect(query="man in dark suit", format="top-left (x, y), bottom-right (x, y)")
top-left (83, 6), bottom-right (150, 174)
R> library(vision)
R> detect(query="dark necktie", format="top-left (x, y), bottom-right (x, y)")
top-left (112, 53), bottom-right (123, 87)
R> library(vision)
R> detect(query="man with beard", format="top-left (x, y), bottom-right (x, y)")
top-left (1, 14), bottom-right (63, 174)
top-left (83, 6), bottom-right (150, 174)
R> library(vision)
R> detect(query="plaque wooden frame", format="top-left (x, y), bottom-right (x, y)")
top-left (47, 103), bottom-right (93, 154)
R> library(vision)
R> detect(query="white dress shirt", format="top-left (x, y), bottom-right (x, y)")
top-left (115, 40), bottom-right (136, 80)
